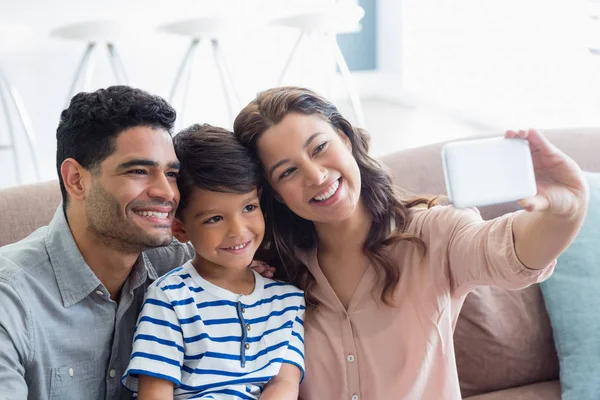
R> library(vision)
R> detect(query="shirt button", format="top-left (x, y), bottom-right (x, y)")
top-left (341, 311), bottom-right (348, 320)
top-left (347, 354), bottom-right (355, 363)
top-left (109, 369), bottom-right (116, 378)
top-left (241, 307), bottom-right (246, 313)
top-left (95, 290), bottom-right (103, 296)
top-left (351, 395), bottom-right (359, 400)
top-left (246, 324), bottom-right (251, 331)
top-left (68, 368), bottom-right (74, 377)
top-left (244, 343), bottom-right (250, 350)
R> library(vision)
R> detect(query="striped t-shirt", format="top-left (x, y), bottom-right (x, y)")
top-left (121, 261), bottom-right (306, 399)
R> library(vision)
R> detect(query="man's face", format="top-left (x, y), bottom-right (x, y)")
top-left (84, 126), bottom-right (180, 253)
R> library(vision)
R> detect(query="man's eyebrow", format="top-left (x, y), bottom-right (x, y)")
top-left (116, 159), bottom-right (180, 171)
top-left (268, 132), bottom-right (325, 179)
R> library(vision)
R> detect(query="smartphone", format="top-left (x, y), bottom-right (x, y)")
top-left (441, 136), bottom-right (537, 208)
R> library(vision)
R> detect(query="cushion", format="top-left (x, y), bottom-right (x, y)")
top-left (540, 172), bottom-right (600, 399)
top-left (455, 285), bottom-right (559, 397)
top-left (463, 380), bottom-right (561, 400)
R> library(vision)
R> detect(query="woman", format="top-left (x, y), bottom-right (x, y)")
top-left (233, 87), bottom-right (588, 399)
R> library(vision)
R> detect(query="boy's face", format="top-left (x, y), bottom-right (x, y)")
top-left (173, 187), bottom-right (265, 271)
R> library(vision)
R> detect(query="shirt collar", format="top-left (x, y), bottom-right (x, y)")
top-left (46, 205), bottom-right (157, 307)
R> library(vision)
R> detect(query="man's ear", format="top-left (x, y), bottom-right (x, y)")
top-left (171, 217), bottom-right (189, 243)
top-left (61, 158), bottom-right (89, 201)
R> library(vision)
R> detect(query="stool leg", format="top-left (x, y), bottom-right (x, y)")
top-left (65, 42), bottom-right (96, 108)
top-left (107, 43), bottom-right (129, 84)
top-left (211, 38), bottom-right (241, 124)
top-left (330, 33), bottom-right (365, 128)
top-left (0, 69), bottom-right (21, 184)
top-left (170, 38), bottom-right (200, 129)
top-left (277, 32), bottom-right (305, 86)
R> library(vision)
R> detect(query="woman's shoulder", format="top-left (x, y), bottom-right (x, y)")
top-left (407, 204), bottom-right (484, 239)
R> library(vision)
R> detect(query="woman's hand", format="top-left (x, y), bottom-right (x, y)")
top-left (250, 260), bottom-right (276, 279)
top-left (506, 129), bottom-right (589, 217)
top-left (509, 129), bottom-right (589, 270)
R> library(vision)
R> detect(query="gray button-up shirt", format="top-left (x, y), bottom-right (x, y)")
top-left (0, 207), bottom-right (194, 400)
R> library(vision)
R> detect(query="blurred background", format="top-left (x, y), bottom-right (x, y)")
top-left (1, 0), bottom-right (600, 188)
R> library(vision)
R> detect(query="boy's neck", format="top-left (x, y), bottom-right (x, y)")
top-left (191, 257), bottom-right (256, 296)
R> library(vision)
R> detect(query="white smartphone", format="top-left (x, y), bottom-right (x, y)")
top-left (441, 136), bottom-right (537, 208)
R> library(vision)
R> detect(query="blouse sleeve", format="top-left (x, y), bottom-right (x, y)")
top-left (411, 205), bottom-right (555, 298)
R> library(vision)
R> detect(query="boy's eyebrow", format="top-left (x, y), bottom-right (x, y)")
top-left (194, 209), bottom-right (218, 219)
top-left (268, 132), bottom-right (325, 179)
top-left (116, 159), bottom-right (181, 171)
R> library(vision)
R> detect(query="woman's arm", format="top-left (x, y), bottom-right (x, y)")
top-left (138, 375), bottom-right (175, 400)
top-left (260, 363), bottom-right (302, 400)
top-left (509, 129), bottom-right (589, 269)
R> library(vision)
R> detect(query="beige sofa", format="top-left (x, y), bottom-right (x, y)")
top-left (1, 128), bottom-right (599, 398)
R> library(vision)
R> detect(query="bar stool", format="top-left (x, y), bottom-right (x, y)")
top-left (50, 20), bottom-right (133, 107)
top-left (271, 3), bottom-right (366, 127)
top-left (159, 16), bottom-right (243, 128)
top-left (0, 24), bottom-right (40, 184)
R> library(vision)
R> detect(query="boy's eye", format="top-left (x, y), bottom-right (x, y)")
top-left (279, 167), bottom-right (296, 180)
top-left (204, 216), bottom-right (223, 224)
top-left (244, 204), bottom-right (258, 212)
top-left (313, 142), bottom-right (328, 155)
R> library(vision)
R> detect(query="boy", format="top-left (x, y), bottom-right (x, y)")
top-left (121, 124), bottom-right (305, 399)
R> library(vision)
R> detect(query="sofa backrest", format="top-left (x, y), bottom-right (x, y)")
top-left (380, 128), bottom-right (600, 396)
top-left (0, 180), bottom-right (61, 247)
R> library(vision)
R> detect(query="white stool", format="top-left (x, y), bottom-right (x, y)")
top-left (159, 16), bottom-right (243, 128)
top-left (50, 21), bottom-right (133, 107)
top-left (0, 24), bottom-right (40, 184)
top-left (272, 3), bottom-right (366, 127)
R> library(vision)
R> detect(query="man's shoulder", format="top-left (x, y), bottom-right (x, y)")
top-left (143, 239), bottom-right (194, 277)
top-left (0, 226), bottom-right (50, 284)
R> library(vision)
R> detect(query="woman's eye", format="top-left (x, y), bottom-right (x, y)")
top-left (279, 167), bottom-right (296, 179)
top-left (313, 142), bottom-right (328, 155)
top-left (204, 216), bottom-right (223, 224)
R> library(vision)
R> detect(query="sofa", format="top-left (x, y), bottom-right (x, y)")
top-left (1, 128), bottom-right (599, 398)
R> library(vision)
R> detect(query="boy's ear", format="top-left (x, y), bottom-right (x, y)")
top-left (171, 217), bottom-right (189, 243)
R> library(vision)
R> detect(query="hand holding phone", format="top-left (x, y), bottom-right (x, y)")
top-left (441, 136), bottom-right (537, 208)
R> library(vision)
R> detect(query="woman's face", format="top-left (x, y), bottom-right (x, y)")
top-left (256, 113), bottom-right (362, 224)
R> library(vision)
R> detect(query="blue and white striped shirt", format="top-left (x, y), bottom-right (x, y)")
top-left (122, 261), bottom-right (305, 399)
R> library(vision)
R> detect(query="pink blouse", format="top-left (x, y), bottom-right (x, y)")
top-left (298, 206), bottom-right (555, 400)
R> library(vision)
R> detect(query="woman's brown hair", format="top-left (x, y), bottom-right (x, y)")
top-left (233, 87), bottom-right (438, 307)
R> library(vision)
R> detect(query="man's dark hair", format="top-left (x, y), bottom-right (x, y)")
top-left (173, 123), bottom-right (261, 220)
top-left (56, 85), bottom-right (176, 211)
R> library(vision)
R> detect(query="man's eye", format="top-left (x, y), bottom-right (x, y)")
top-left (129, 169), bottom-right (147, 175)
top-left (166, 171), bottom-right (179, 179)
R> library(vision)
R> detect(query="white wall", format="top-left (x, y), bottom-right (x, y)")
top-left (0, 0), bottom-right (348, 188)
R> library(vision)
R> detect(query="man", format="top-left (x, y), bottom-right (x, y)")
top-left (0, 86), bottom-right (196, 399)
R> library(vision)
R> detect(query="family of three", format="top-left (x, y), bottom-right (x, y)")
top-left (0, 85), bottom-right (589, 399)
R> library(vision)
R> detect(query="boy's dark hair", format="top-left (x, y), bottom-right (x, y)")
top-left (56, 85), bottom-right (176, 212)
top-left (173, 123), bottom-right (261, 220)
